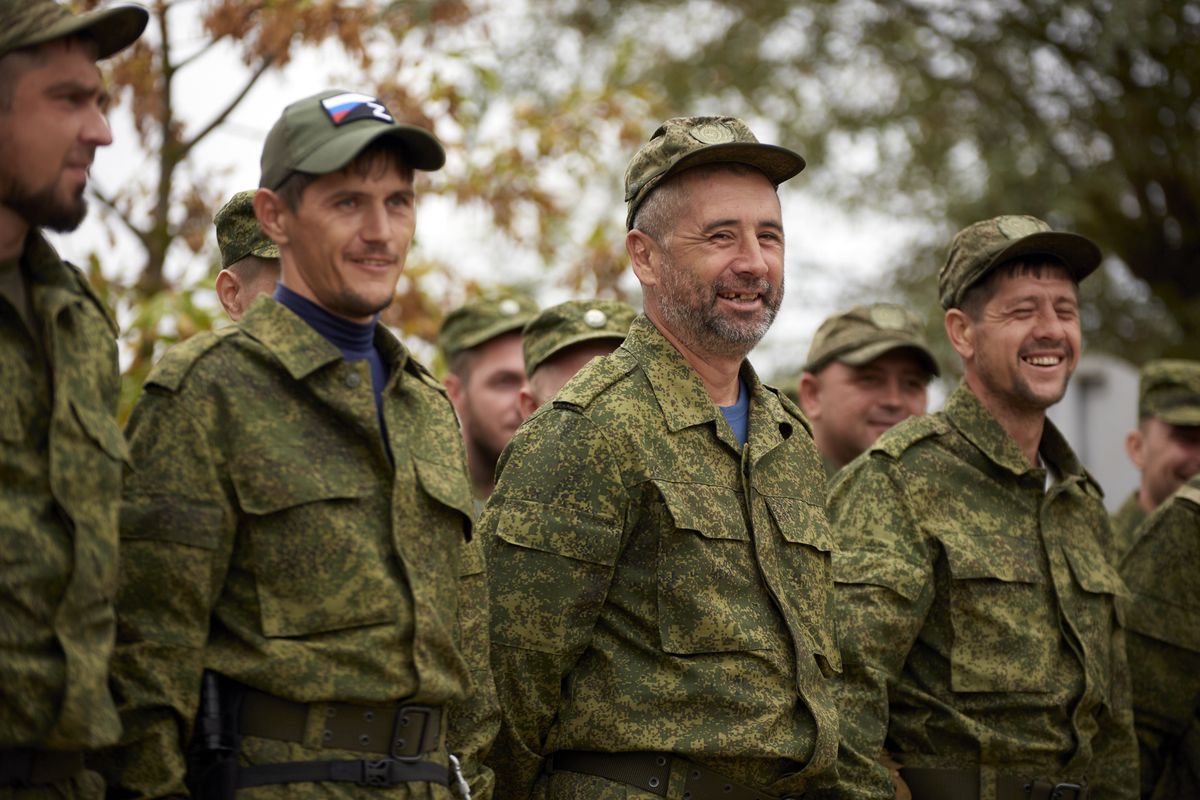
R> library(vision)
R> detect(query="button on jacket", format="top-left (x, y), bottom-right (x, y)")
top-left (105, 296), bottom-right (496, 798)
top-left (483, 315), bottom-right (840, 800)
top-left (827, 383), bottom-right (1137, 800)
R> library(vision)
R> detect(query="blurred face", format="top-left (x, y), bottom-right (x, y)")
top-left (270, 155), bottom-right (415, 323)
top-left (0, 39), bottom-right (112, 233)
top-left (799, 350), bottom-right (931, 468)
top-left (958, 267), bottom-right (1081, 415)
top-left (647, 168), bottom-right (784, 359)
top-left (1127, 417), bottom-right (1200, 510)
top-left (448, 332), bottom-right (527, 471)
top-left (520, 338), bottom-right (622, 418)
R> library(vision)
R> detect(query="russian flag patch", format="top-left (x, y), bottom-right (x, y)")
top-left (320, 93), bottom-right (395, 126)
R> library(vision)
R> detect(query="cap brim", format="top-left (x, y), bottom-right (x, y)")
top-left (297, 123), bottom-right (446, 178)
top-left (837, 340), bottom-right (940, 377)
top-left (21, 5), bottom-right (148, 60)
top-left (986, 231), bottom-right (1102, 285)
top-left (529, 331), bottom-right (627, 377)
top-left (1158, 408), bottom-right (1200, 426)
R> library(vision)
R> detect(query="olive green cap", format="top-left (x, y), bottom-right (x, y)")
top-left (939, 215), bottom-right (1101, 310)
top-left (802, 303), bottom-right (940, 377)
top-left (0, 0), bottom-right (147, 60)
top-left (522, 299), bottom-right (637, 378)
top-left (438, 292), bottom-right (538, 359)
top-left (624, 115), bottom-right (805, 229)
top-left (1139, 359), bottom-right (1200, 426)
top-left (213, 190), bottom-right (279, 268)
top-left (260, 89), bottom-right (445, 190)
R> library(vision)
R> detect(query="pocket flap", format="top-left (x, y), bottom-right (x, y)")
top-left (231, 447), bottom-right (365, 515)
top-left (653, 480), bottom-right (747, 541)
top-left (1063, 544), bottom-right (1130, 598)
top-left (940, 533), bottom-right (1040, 583)
top-left (71, 397), bottom-right (130, 464)
top-left (765, 495), bottom-right (833, 552)
top-left (1125, 593), bottom-right (1200, 652)
top-left (414, 456), bottom-right (476, 520)
top-left (491, 498), bottom-right (622, 566)
top-left (834, 549), bottom-right (926, 601)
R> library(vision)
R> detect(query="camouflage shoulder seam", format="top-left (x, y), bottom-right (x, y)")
top-left (553, 348), bottom-right (638, 410)
top-left (1176, 483), bottom-right (1200, 510)
top-left (65, 259), bottom-right (119, 337)
top-left (762, 384), bottom-right (814, 437)
top-left (405, 355), bottom-right (449, 396)
top-left (1079, 467), bottom-right (1105, 500)
top-left (870, 412), bottom-right (950, 459)
top-left (144, 328), bottom-right (238, 393)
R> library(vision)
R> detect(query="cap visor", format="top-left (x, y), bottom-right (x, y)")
top-left (298, 124), bottom-right (446, 177)
top-left (665, 142), bottom-right (805, 188)
top-left (838, 340), bottom-right (940, 377)
top-left (988, 231), bottom-right (1102, 283)
top-left (30, 5), bottom-right (149, 59)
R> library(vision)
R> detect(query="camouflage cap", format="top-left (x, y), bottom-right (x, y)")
top-left (624, 115), bottom-right (805, 229)
top-left (939, 215), bottom-right (1101, 310)
top-left (260, 89), bottom-right (445, 190)
top-left (0, 0), bottom-right (147, 60)
top-left (522, 299), bottom-right (637, 378)
top-left (438, 292), bottom-right (539, 359)
top-left (213, 190), bottom-right (279, 268)
top-left (802, 303), bottom-right (940, 377)
top-left (1139, 359), bottom-right (1200, 426)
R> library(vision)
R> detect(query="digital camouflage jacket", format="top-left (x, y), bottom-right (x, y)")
top-left (482, 315), bottom-right (840, 800)
top-left (104, 296), bottom-right (496, 799)
top-left (1111, 491), bottom-right (1147, 561)
top-left (827, 382), bottom-right (1137, 800)
top-left (0, 231), bottom-right (126, 757)
top-left (1120, 474), bottom-right (1200, 800)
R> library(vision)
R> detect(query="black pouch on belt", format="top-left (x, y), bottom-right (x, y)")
top-left (185, 670), bottom-right (245, 800)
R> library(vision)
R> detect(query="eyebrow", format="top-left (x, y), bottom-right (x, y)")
top-left (700, 218), bottom-right (784, 234)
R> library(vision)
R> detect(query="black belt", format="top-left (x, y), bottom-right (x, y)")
top-left (0, 749), bottom-right (84, 787)
top-left (548, 750), bottom-right (791, 800)
top-left (902, 766), bottom-right (1089, 800)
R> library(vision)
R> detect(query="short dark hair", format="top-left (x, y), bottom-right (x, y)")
top-left (226, 254), bottom-right (278, 285)
top-left (274, 138), bottom-right (414, 212)
top-left (959, 257), bottom-right (1076, 321)
top-left (448, 348), bottom-right (476, 381)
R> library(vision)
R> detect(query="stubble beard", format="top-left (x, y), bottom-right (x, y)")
top-left (330, 288), bottom-right (393, 321)
top-left (0, 173), bottom-right (88, 232)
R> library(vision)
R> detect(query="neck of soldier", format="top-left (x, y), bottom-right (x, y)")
top-left (649, 308), bottom-right (746, 407)
top-left (964, 371), bottom-right (1046, 466)
top-left (466, 441), bottom-right (498, 499)
top-left (0, 205), bottom-right (31, 261)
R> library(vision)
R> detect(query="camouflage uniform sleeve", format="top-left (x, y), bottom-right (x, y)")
top-left (1085, 609), bottom-right (1139, 800)
top-left (101, 385), bottom-right (236, 798)
top-left (825, 455), bottom-right (936, 800)
top-left (482, 408), bottom-right (626, 800)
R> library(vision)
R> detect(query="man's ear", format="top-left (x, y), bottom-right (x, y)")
top-left (215, 268), bottom-right (243, 321)
top-left (254, 188), bottom-right (289, 246)
top-left (944, 309), bottom-right (974, 360)
top-left (518, 385), bottom-right (539, 421)
top-left (626, 229), bottom-right (660, 288)
top-left (1126, 427), bottom-right (1146, 470)
top-left (443, 372), bottom-right (465, 417)
top-left (797, 372), bottom-right (822, 420)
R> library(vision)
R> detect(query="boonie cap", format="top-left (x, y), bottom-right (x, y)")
top-left (803, 303), bottom-right (939, 377)
top-left (939, 215), bottom-right (1101, 310)
top-left (0, 0), bottom-right (147, 60)
top-left (214, 190), bottom-right (279, 268)
top-left (438, 292), bottom-right (538, 359)
top-left (522, 299), bottom-right (637, 378)
top-left (260, 89), bottom-right (445, 190)
top-left (1139, 359), bottom-right (1200, 426)
top-left (624, 115), bottom-right (805, 229)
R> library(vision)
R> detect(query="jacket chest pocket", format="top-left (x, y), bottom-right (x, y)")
top-left (1062, 542), bottom-right (1127, 697)
top-left (232, 455), bottom-right (397, 638)
top-left (654, 480), bottom-right (774, 655)
top-left (940, 532), bottom-right (1054, 693)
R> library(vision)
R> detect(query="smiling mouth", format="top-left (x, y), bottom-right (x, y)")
top-left (1023, 355), bottom-right (1064, 367)
top-left (717, 292), bottom-right (761, 303)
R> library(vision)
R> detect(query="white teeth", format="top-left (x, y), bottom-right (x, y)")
top-left (720, 293), bottom-right (758, 301)
top-left (1024, 356), bottom-right (1062, 366)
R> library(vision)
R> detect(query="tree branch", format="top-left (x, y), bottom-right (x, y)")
top-left (178, 55), bottom-right (274, 159)
top-left (91, 188), bottom-right (152, 250)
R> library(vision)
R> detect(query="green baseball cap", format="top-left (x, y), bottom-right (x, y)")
top-left (802, 303), bottom-right (940, 377)
top-left (624, 115), bottom-right (806, 229)
top-left (939, 214), bottom-right (1101, 310)
top-left (0, 0), bottom-right (147, 60)
top-left (522, 299), bottom-right (637, 378)
top-left (438, 292), bottom-right (538, 359)
top-left (260, 89), bottom-right (445, 190)
top-left (1139, 359), bottom-right (1200, 426)
top-left (213, 190), bottom-right (279, 268)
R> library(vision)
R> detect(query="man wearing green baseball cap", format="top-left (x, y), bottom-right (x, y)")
top-left (106, 90), bottom-right (497, 798)
top-left (438, 291), bottom-right (538, 499)
top-left (1113, 359), bottom-right (1200, 555)
top-left (0, 0), bottom-right (146, 792)
top-left (827, 215), bottom-right (1137, 799)
top-left (483, 116), bottom-right (840, 800)
top-left (212, 189), bottom-right (280, 322)
top-left (798, 303), bottom-right (939, 476)
top-left (517, 298), bottom-right (637, 418)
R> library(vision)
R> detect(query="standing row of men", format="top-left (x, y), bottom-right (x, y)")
top-left (4, 2), bottom-right (1200, 800)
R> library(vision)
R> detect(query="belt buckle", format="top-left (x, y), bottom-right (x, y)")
top-left (390, 704), bottom-right (435, 760)
top-left (1050, 782), bottom-right (1083, 800)
top-left (360, 759), bottom-right (393, 787)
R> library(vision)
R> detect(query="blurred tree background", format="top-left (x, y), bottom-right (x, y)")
top-left (74, 0), bottom-right (1198, 416)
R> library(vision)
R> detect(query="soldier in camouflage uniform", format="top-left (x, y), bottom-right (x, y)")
top-left (1113, 360), bottom-right (1200, 556)
top-left (797, 303), bottom-right (939, 477)
top-left (516, 298), bottom-right (636, 418)
top-left (212, 190), bottom-right (281, 322)
top-left (439, 292), bottom-right (538, 500)
top-left (102, 90), bottom-right (496, 798)
top-left (826, 216), bottom-right (1137, 800)
top-left (0, 0), bottom-right (146, 794)
top-left (1120, 472), bottom-right (1200, 799)
top-left (482, 116), bottom-right (839, 800)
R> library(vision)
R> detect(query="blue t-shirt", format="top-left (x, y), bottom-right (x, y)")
top-left (719, 378), bottom-right (750, 447)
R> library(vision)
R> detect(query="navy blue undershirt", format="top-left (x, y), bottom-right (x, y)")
top-left (273, 284), bottom-right (390, 423)
top-left (719, 377), bottom-right (750, 447)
